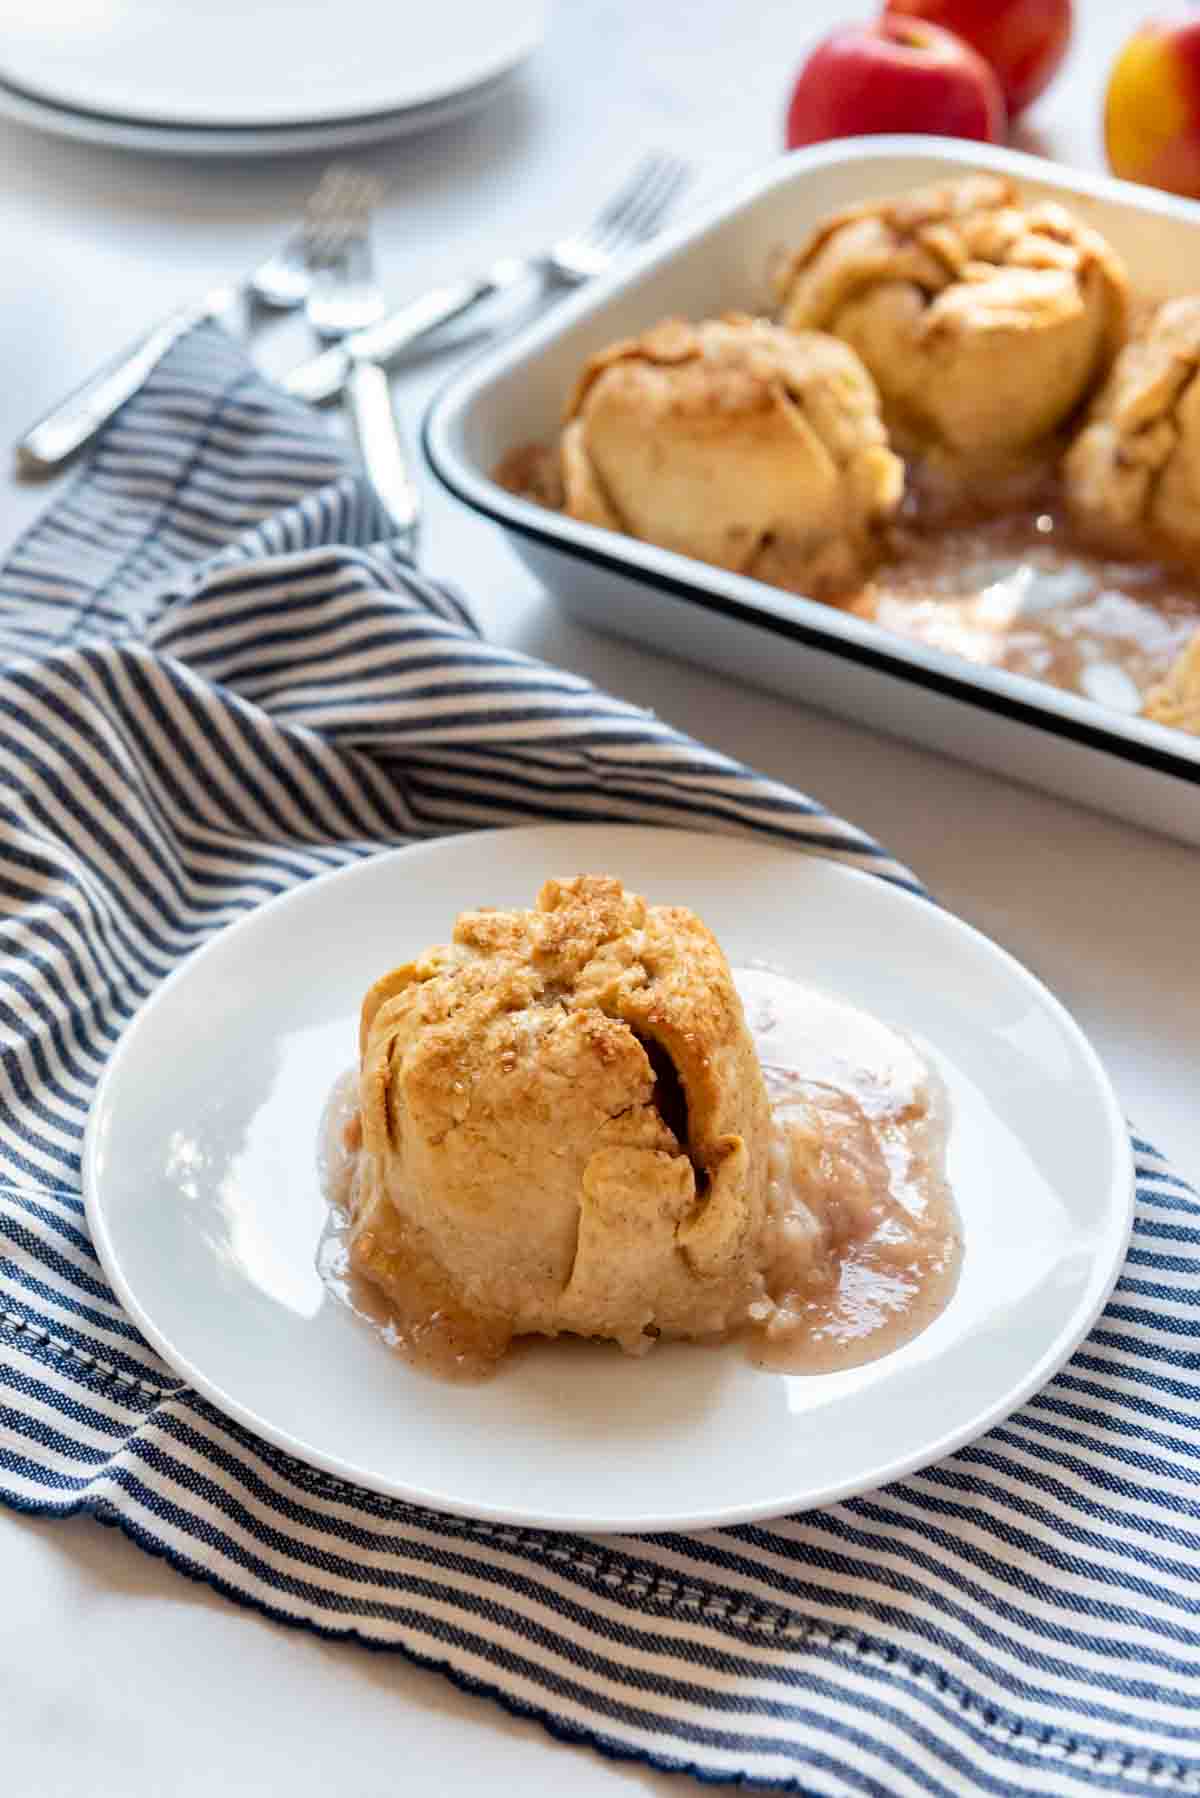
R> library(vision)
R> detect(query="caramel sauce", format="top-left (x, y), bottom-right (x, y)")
top-left (851, 491), bottom-right (1200, 713)
top-left (737, 968), bottom-right (960, 1375)
top-left (493, 442), bottom-right (564, 511)
top-left (317, 970), bottom-right (961, 1381)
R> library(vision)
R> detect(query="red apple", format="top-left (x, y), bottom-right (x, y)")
top-left (784, 18), bottom-right (1006, 152)
top-left (886, 0), bottom-right (1072, 118)
top-left (1105, 16), bottom-right (1200, 200)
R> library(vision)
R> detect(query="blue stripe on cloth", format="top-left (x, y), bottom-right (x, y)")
top-left (2, 324), bottom-right (1198, 1798)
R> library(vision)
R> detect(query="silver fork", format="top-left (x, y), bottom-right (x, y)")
top-left (15, 176), bottom-right (332, 476)
top-left (303, 169), bottom-right (421, 556)
top-left (283, 150), bottom-right (692, 405)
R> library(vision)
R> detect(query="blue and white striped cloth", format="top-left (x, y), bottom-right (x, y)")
top-left (2, 325), bottom-right (1198, 1798)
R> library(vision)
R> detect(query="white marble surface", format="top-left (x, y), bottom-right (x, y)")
top-left (2, 3), bottom-right (1195, 1793)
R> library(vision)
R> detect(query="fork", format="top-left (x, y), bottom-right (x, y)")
top-left (303, 169), bottom-right (421, 556)
top-left (282, 150), bottom-right (692, 405)
top-left (15, 173), bottom-right (336, 477)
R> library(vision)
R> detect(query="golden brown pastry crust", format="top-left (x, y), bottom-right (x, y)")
top-left (1064, 297), bottom-right (1200, 571)
top-left (773, 175), bottom-right (1128, 485)
top-left (1142, 629), bottom-right (1200, 734)
top-left (559, 313), bottom-right (903, 596)
top-left (351, 875), bottom-right (771, 1358)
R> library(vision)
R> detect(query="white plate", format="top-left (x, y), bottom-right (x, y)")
top-left (0, 0), bottom-right (544, 129)
top-left (82, 825), bottom-right (1133, 1535)
top-left (0, 67), bottom-right (515, 158)
top-left (423, 139), bottom-right (1200, 849)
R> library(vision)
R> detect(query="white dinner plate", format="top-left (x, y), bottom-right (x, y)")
top-left (0, 67), bottom-right (516, 158)
top-left (82, 825), bottom-right (1134, 1535)
top-left (0, 0), bottom-right (544, 129)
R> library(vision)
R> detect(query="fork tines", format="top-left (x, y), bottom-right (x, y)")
top-left (594, 150), bottom-right (691, 247)
top-left (303, 164), bottom-right (386, 266)
top-left (302, 165), bottom-right (389, 339)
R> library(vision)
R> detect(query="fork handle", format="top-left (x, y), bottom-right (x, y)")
top-left (345, 360), bottom-right (421, 555)
top-left (15, 290), bottom-right (234, 476)
top-left (281, 268), bottom-right (522, 405)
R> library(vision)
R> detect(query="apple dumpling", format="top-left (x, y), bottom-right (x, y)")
top-left (348, 875), bottom-right (772, 1363)
top-left (773, 174), bottom-right (1128, 491)
top-left (1142, 629), bottom-right (1200, 734)
top-left (559, 313), bottom-right (904, 595)
top-left (1064, 296), bottom-right (1200, 571)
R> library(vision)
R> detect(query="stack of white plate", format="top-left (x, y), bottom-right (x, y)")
top-left (0, 0), bottom-right (544, 155)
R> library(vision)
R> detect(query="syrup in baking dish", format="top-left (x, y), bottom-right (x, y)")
top-left (849, 493), bottom-right (1200, 713)
top-left (318, 967), bottom-right (961, 1380)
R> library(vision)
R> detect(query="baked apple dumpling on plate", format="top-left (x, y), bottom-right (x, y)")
top-left (558, 313), bottom-right (904, 597)
top-left (773, 174), bottom-right (1128, 495)
top-left (348, 875), bottom-right (772, 1367)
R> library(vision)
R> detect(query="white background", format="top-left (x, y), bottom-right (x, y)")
top-left (2, 2), bottom-right (1196, 1793)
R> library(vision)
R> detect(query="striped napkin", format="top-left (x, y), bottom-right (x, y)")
top-left (3, 325), bottom-right (1198, 1798)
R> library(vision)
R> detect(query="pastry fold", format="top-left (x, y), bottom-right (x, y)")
top-left (1064, 296), bottom-right (1200, 571)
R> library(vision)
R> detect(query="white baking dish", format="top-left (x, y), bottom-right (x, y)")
top-left (423, 138), bottom-right (1200, 847)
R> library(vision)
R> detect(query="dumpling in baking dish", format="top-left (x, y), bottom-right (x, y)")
top-left (1064, 296), bottom-right (1200, 573)
top-left (773, 174), bottom-right (1128, 492)
top-left (1142, 629), bottom-right (1200, 735)
top-left (559, 313), bottom-right (904, 596)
